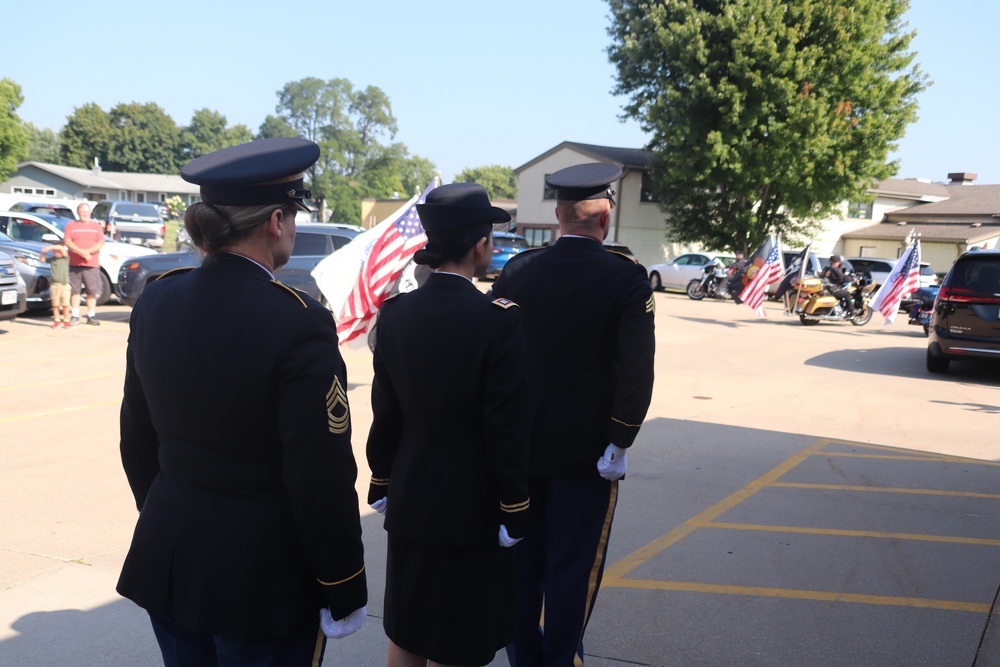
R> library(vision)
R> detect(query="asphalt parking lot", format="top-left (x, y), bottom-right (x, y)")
top-left (1, 290), bottom-right (998, 666)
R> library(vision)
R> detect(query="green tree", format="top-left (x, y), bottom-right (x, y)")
top-left (606, 0), bottom-right (928, 253)
top-left (105, 102), bottom-right (181, 173)
top-left (226, 123), bottom-right (254, 146)
top-left (179, 109), bottom-right (254, 161)
top-left (0, 79), bottom-right (29, 181)
top-left (59, 103), bottom-right (113, 168)
top-left (256, 114), bottom-right (298, 139)
top-left (455, 164), bottom-right (517, 200)
top-left (23, 122), bottom-right (60, 163)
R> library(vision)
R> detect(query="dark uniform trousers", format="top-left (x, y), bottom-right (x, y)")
top-left (492, 237), bottom-right (655, 667)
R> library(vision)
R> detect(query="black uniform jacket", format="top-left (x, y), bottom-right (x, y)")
top-left (117, 252), bottom-right (367, 639)
top-left (366, 272), bottom-right (530, 543)
top-left (492, 236), bottom-right (655, 477)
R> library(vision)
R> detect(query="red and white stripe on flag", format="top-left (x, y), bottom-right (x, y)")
top-left (740, 239), bottom-right (783, 316)
top-left (871, 240), bottom-right (921, 325)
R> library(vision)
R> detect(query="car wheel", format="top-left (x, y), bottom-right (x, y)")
top-left (96, 270), bottom-right (113, 306)
top-left (926, 344), bottom-right (949, 373)
top-left (649, 272), bottom-right (662, 291)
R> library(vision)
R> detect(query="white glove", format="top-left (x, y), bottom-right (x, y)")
top-left (319, 606), bottom-right (367, 639)
top-left (498, 524), bottom-right (522, 548)
top-left (370, 497), bottom-right (388, 515)
top-left (596, 444), bottom-right (627, 481)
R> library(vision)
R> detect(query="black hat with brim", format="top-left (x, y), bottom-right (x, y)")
top-left (416, 183), bottom-right (511, 232)
top-left (545, 162), bottom-right (623, 201)
top-left (180, 137), bottom-right (320, 213)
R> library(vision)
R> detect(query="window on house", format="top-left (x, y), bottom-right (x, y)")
top-left (543, 175), bottom-right (556, 201)
top-left (847, 201), bottom-right (873, 219)
top-left (523, 228), bottom-right (553, 247)
top-left (858, 246), bottom-right (877, 257)
top-left (640, 172), bottom-right (659, 203)
top-left (11, 187), bottom-right (56, 196)
top-left (159, 193), bottom-right (167, 202)
top-left (135, 193), bottom-right (146, 203)
top-left (119, 191), bottom-right (128, 200)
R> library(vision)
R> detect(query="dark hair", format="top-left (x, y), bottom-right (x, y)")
top-left (184, 202), bottom-right (297, 254)
top-left (413, 223), bottom-right (492, 269)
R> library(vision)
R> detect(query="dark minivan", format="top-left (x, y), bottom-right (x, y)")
top-left (927, 249), bottom-right (1000, 373)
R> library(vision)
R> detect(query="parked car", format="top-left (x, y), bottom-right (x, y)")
top-left (648, 252), bottom-right (735, 291)
top-left (9, 202), bottom-right (76, 220)
top-left (91, 201), bottom-right (165, 249)
top-left (0, 250), bottom-right (27, 322)
top-left (926, 249), bottom-right (1000, 373)
top-left (0, 232), bottom-right (51, 311)
top-left (484, 232), bottom-right (529, 279)
top-left (0, 210), bottom-right (156, 305)
top-left (117, 223), bottom-right (360, 307)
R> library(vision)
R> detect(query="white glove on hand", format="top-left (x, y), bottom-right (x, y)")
top-left (596, 444), bottom-right (627, 481)
top-left (319, 606), bottom-right (367, 639)
top-left (370, 497), bottom-right (388, 515)
top-left (498, 524), bottom-right (522, 548)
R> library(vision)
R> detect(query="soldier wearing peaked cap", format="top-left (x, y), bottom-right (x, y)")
top-left (366, 182), bottom-right (531, 666)
top-left (117, 138), bottom-right (368, 667)
top-left (492, 162), bottom-right (655, 667)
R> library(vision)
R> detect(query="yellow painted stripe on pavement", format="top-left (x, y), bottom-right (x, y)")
top-left (602, 438), bottom-right (830, 582)
top-left (1, 371), bottom-right (123, 392)
top-left (0, 400), bottom-right (121, 425)
top-left (699, 521), bottom-right (1000, 547)
top-left (0, 333), bottom-right (48, 345)
top-left (819, 452), bottom-right (952, 462)
top-left (0, 350), bottom-right (124, 368)
top-left (604, 579), bottom-right (991, 613)
top-left (771, 482), bottom-right (1000, 500)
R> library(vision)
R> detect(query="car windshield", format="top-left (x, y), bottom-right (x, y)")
top-left (497, 236), bottom-right (529, 250)
top-left (0, 231), bottom-right (13, 242)
top-left (116, 204), bottom-right (159, 217)
top-left (946, 258), bottom-right (1000, 296)
top-left (919, 265), bottom-right (936, 276)
top-left (30, 206), bottom-right (74, 219)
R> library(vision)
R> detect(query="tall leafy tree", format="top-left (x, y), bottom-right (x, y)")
top-left (105, 102), bottom-right (181, 173)
top-left (606, 0), bottom-right (929, 253)
top-left (59, 102), bottom-right (113, 168)
top-left (178, 109), bottom-right (254, 161)
top-left (23, 122), bottom-right (59, 163)
top-left (0, 79), bottom-right (29, 181)
top-left (455, 165), bottom-right (518, 200)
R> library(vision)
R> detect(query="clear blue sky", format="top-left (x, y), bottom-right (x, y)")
top-left (8, 0), bottom-right (998, 185)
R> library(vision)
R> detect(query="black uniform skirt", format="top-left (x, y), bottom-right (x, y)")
top-left (384, 531), bottom-right (517, 666)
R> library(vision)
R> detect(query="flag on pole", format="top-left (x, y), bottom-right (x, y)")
top-left (312, 180), bottom-right (437, 347)
top-left (870, 239), bottom-right (921, 324)
top-left (774, 243), bottom-right (811, 300)
top-left (739, 236), bottom-right (784, 316)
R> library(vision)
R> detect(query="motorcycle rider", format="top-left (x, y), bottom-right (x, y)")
top-left (820, 255), bottom-right (857, 318)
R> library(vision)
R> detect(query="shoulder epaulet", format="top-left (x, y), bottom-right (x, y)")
top-left (154, 267), bottom-right (195, 282)
top-left (270, 280), bottom-right (308, 308)
top-left (383, 292), bottom-right (403, 305)
top-left (606, 249), bottom-right (638, 263)
top-left (492, 298), bottom-right (518, 310)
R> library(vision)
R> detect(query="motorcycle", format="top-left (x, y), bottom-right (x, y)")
top-left (687, 260), bottom-right (734, 300)
top-left (783, 272), bottom-right (875, 326)
top-left (907, 285), bottom-right (939, 336)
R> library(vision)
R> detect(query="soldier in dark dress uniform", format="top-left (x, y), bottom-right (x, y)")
top-left (366, 182), bottom-right (531, 667)
top-left (492, 163), bottom-right (656, 667)
top-left (117, 138), bottom-right (367, 667)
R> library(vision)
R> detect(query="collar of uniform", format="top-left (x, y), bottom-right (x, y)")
top-left (208, 251), bottom-right (275, 280)
top-left (556, 235), bottom-right (604, 248)
top-left (433, 270), bottom-right (475, 285)
top-left (425, 271), bottom-right (478, 289)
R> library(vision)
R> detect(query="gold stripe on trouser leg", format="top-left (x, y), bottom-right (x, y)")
top-left (312, 627), bottom-right (325, 667)
top-left (574, 480), bottom-right (619, 667)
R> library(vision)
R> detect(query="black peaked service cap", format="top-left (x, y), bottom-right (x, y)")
top-left (545, 162), bottom-right (623, 203)
top-left (180, 137), bottom-right (320, 213)
top-left (416, 183), bottom-right (511, 233)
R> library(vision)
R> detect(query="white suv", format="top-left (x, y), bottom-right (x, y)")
top-left (91, 201), bottom-right (165, 249)
top-left (0, 210), bottom-right (156, 305)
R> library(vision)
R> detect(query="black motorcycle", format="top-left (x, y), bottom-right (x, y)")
top-left (687, 261), bottom-right (733, 300)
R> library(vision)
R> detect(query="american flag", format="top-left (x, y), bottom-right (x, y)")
top-left (871, 240), bottom-right (921, 325)
top-left (335, 182), bottom-right (436, 345)
top-left (739, 237), bottom-right (784, 316)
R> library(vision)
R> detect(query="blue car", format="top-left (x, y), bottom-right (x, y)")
top-left (485, 232), bottom-right (529, 279)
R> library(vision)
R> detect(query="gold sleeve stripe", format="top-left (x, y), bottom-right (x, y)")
top-left (501, 499), bottom-right (530, 512)
top-left (612, 416), bottom-right (643, 428)
top-left (318, 564), bottom-right (365, 587)
top-left (271, 280), bottom-right (308, 308)
top-left (327, 377), bottom-right (350, 434)
top-left (370, 478), bottom-right (390, 486)
top-left (646, 295), bottom-right (655, 313)
top-left (154, 267), bottom-right (195, 282)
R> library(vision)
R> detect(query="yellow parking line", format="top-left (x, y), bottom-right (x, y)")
top-left (0, 400), bottom-right (121, 425)
top-left (0, 371), bottom-right (123, 392)
top-left (820, 452), bottom-right (952, 462)
top-left (0, 350), bottom-right (124, 368)
top-left (604, 579), bottom-right (991, 613)
top-left (0, 333), bottom-right (48, 345)
top-left (771, 482), bottom-right (1000, 500)
top-left (700, 521), bottom-right (1000, 547)
top-left (603, 438), bottom-right (829, 581)
top-left (813, 440), bottom-right (1000, 466)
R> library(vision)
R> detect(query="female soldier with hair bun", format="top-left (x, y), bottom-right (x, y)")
top-left (117, 138), bottom-right (368, 667)
top-left (366, 182), bottom-right (530, 667)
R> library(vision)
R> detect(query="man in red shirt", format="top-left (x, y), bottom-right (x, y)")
top-left (63, 203), bottom-right (105, 325)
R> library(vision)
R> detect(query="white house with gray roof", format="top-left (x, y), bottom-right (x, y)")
top-left (0, 161), bottom-right (200, 206)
